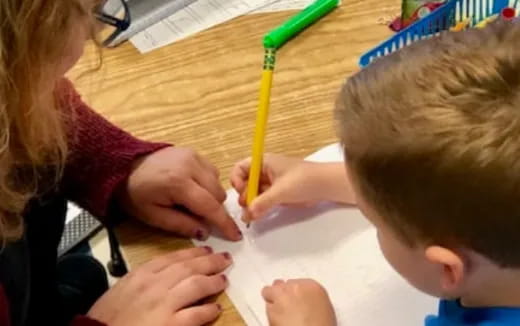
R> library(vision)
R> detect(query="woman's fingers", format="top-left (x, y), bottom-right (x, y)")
top-left (170, 303), bottom-right (222, 326)
top-left (168, 274), bottom-right (228, 311)
top-left (161, 252), bottom-right (232, 288)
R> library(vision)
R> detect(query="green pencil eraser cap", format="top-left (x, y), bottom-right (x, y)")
top-left (262, 0), bottom-right (339, 49)
top-left (263, 36), bottom-right (276, 48)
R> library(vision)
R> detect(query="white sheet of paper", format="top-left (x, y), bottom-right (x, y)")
top-left (107, 0), bottom-right (197, 47)
top-left (194, 143), bottom-right (438, 325)
top-left (251, 0), bottom-right (315, 13)
top-left (130, 0), bottom-right (277, 53)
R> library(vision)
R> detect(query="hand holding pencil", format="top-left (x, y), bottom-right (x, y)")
top-left (244, 0), bottom-right (340, 227)
top-left (234, 154), bottom-right (304, 223)
top-left (231, 155), bottom-right (356, 222)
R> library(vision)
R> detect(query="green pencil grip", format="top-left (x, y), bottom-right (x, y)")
top-left (263, 0), bottom-right (340, 49)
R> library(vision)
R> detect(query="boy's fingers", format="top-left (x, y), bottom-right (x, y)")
top-left (230, 176), bottom-right (246, 195)
top-left (238, 179), bottom-right (272, 210)
top-left (238, 190), bottom-right (247, 207)
top-left (230, 158), bottom-right (252, 193)
top-left (250, 187), bottom-right (283, 220)
top-left (262, 286), bottom-right (274, 303)
top-left (241, 209), bottom-right (253, 224)
top-left (262, 285), bottom-right (283, 303)
top-left (230, 157), bottom-right (274, 195)
top-left (260, 183), bottom-right (271, 193)
top-left (273, 279), bottom-right (285, 286)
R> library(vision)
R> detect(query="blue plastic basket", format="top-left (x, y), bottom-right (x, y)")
top-left (359, 0), bottom-right (517, 67)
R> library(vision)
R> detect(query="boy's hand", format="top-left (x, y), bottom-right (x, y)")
top-left (230, 154), bottom-right (355, 221)
top-left (262, 279), bottom-right (337, 326)
top-left (231, 154), bottom-right (322, 221)
top-left (87, 247), bottom-right (231, 326)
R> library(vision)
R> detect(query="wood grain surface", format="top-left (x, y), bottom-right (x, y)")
top-left (68, 0), bottom-right (399, 324)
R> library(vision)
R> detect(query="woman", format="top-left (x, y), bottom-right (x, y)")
top-left (0, 1), bottom-right (241, 325)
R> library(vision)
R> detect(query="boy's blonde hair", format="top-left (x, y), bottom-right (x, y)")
top-left (336, 22), bottom-right (520, 267)
top-left (0, 1), bottom-right (96, 242)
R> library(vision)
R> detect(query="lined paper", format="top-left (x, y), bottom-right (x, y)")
top-left (108, 0), bottom-right (196, 47)
top-left (194, 144), bottom-right (437, 325)
top-left (251, 0), bottom-right (315, 13)
top-left (130, 0), bottom-right (277, 53)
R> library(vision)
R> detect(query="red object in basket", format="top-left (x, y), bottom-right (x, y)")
top-left (390, 2), bottom-right (446, 32)
top-left (501, 7), bottom-right (516, 20)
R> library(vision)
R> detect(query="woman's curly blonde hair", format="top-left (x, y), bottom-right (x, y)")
top-left (0, 1), bottom-right (97, 242)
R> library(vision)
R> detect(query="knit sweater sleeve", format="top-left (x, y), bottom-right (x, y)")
top-left (0, 286), bottom-right (108, 326)
top-left (57, 79), bottom-right (170, 218)
top-left (70, 316), bottom-right (107, 326)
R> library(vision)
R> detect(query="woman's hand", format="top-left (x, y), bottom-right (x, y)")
top-left (88, 247), bottom-right (232, 326)
top-left (120, 147), bottom-right (242, 241)
top-left (262, 279), bottom-right (337, 326)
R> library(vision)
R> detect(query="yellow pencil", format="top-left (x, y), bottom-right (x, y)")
top-left (243, 0), bottom-right (338, 227)
top-left (245, 48), bottom-right (276, 227)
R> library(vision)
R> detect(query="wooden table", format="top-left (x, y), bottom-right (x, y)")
top-left (69, 0), bottom-right (398, 324)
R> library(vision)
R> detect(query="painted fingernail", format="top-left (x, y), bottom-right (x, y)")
top-left (203, 246), bottom-right (213, 253)
top-left (222, 252), bottom-right (232, 260)
top-left (195, 229), bottom-right (206, 241)
top-left (221, 274), bottom-right (228, 283)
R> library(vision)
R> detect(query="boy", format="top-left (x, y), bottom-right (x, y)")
top-left (231, 21), bottom-right (520, 325)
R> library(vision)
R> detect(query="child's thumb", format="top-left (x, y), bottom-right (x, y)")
top-left (249, 186), bottom-right (282, 219)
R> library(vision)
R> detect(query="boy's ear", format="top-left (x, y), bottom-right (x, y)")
top-left (425, 246), bottom-right (466, 293)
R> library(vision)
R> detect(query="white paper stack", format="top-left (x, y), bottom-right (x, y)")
top-left (194, 144), bottom-right (438, 326)
top-left (251, 0), bottom-right (316, 14)
top-left (129, 0), bottom-right (279, 53)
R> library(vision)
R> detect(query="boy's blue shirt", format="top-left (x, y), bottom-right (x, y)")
top-left (425, 300), bottom-right (520, 326)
